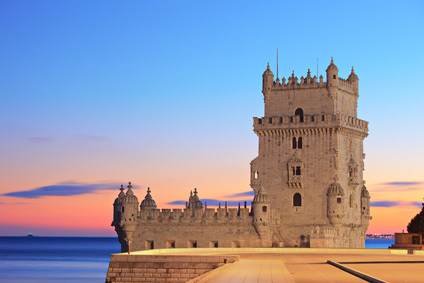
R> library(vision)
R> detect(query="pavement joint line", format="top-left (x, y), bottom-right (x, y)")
top-left (327, 260), bottom-right (388, 283)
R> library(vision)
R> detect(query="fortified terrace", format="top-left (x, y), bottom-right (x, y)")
top-left (111, 58), bottom-right (371, 252)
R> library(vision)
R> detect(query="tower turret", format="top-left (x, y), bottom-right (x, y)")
top-left (326, 182), bottom-right (345, 227)
top-left (188, 188), bottom-right (203, 209)
top-left (326, 57), bottom-right (339, 95)
top-left (140, 187), bottom-right (157, 210)
top-left (361, 185), bottom-right (371, 228)
top-left (120, 182), bottom-right (139, 253)
top-left (112, 185), bottom-right (125, 227)
top-left (252, 185), bottom-right (272, 247)
top-left (347, 66), bottom-right (359, 94)
top-left (262, 62), bottom-right (274, 96)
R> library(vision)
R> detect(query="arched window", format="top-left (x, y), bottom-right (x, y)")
top-left (296, 166), bottom-right (301, 175)
top-left (293, 193), bottom-right (302, 206)
top-left (298, 137), bottom-right (303, 149)
top-left (254, 171), bottom-right (259, 179)
top-left (295, 108), bottom-right (304, 122)
top-left (292, 137), bottom-right (297, 149)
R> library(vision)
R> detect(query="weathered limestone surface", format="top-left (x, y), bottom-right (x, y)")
top-left (111, 58), bottom-right (371, 251)
top-left (105, 254), bottom-right (239, 282)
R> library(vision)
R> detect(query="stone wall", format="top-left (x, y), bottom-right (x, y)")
top-left (106, 253), bottom-right (239, 282)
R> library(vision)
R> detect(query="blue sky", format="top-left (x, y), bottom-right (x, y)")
top-left (0, 0), bottom-right (423, 235)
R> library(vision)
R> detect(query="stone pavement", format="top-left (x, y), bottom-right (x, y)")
top-left (118, 248), bottom-right (424, 282)
top-left (188, 250), bottom-right (424, 282)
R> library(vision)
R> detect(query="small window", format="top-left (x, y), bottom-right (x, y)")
top-left (269, 117), bottom-right (272, 123)
top-left (333, 75), bottom-right (336, 79)
top-left (280, 117), bottom-right (283, 123)
top-left (254, 171), bottom-right (259, 179)
top-left (298, 137), bottom-right (303, 149)
top-left (296, 166), bottom-right (301, 175)
top-left (231, 241), bottom-right (241, 248)
top-left (145, 240), bottom-right (154, 250)
top-left (166, 240), bottom-right (175, 249)
top-left (188, 240), bottom-right (197, 248)
top-left (122, 207), bottom-right (125, 213)
top-left (290, 117), bottom-right (294, 122)
top-left (295, 108), bottom-right (304, 122)
top-left (292, 137), bottom-right (297, 149)
top-left (321, 115), bottom-right (325, 121)
top-left (262, 206), bottom-right (267, 212)
top-left (209, 241), bottom-right (218, 248)
top-left (311, 116), bottom-right (315, 122)
top-left (292, 167), bottom-right (296, 176)
top-left (293, 193), bottom-right (302, 207)
top-left (337, 197), bottom-right (342, 204)
top-left (258, 119), bottom-right (262, 124)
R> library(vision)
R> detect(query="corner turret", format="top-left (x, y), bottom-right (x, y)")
top-left (326, 57), bottom-right (339, 95)
top-left (252, 185), bottom-right (272, 246)
top-left (326, 182), bottom-right (345, 227)
top-left (112, 185), bottom-right (125, 227)
top-left (361, 185), bottom-right (371, 228)
top-left (262, 63), bottom-right (274, 99)
top-left (188, 188), bottom-right (203, 209)
top-left (140, 187), bottom-right (157, 210)
top-left (120, 182), bottom-right (139, 253)
top-left (347, 66), bottom-right (359, 94)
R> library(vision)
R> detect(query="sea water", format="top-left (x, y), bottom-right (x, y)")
top-left (0, 237), bottom-right (120, 283)
top-left (0, 237), bottom-right (395, 282)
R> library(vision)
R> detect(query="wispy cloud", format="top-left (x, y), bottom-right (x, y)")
top-left (371, 200), bottom-right (422, 208)
top-left (26, 137), bottom-right (52, 143)
top-left (372, 181), bottom-right (424, 192)
top-left (1, 181), bottom-right (131, 199)
top-left (0, 202), bottom-right (29, 205)
top-left (224, 191), bottom-right (255, 198)
top-left (168, 198), bottom-right (252, 207)
top-left (382, 182), bottom-right (423, 186)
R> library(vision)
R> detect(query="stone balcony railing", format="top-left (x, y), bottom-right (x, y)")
top-left (253, 113), bottom-right (368, 135)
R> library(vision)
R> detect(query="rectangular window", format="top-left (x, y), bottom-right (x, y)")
top-left (231, 241), bottom-right (241, 248)
top-left (145, 240), bottom-right (154, 250)
top-left (337, 197), bottom-right (342, 204)
top-left (209, 241), bottom-right (218, 248)
top-left (188, 240), bottom-right (197, 248)
top-left (166, 240), bottom-right (175, 249)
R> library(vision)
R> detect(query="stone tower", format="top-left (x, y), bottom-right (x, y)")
top-left (250, 58), bottom-right (371, 248)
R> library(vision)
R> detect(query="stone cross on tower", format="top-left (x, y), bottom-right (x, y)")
top-left (127, 182), bottom-right (132, 190)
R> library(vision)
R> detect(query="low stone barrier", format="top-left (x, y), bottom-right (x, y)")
top-left (105, 253), bottom-right (239, 282)
top-left (327, 260), bottom-right (387, 283)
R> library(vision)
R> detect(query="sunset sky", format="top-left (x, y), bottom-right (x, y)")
top-left (0, 0), bottom-right (423, 236)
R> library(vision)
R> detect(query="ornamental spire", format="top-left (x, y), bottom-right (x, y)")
top-left (126, 182), bottom-right (134, 195)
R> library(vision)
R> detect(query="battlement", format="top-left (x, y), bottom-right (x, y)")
top-left (253, 113), bottom-right (368, 136)
top-left (270, 75), bottom-right (355, 95)
top-left (137, 206), bottom-right (254, 225)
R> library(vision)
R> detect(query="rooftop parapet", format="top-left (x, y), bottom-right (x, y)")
top-left (270, 75), bottom-right (355, 94)
top-left (137, 206), bottom-right (255, 225)
top-left (263, 59), bottom-right (359, 95)
top-left (253, 113), bottom-right (368, 136)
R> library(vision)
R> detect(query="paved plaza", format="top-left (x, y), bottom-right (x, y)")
top-left (155, 249), bottom-right (424, 282)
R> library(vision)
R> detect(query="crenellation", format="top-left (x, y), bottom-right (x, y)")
top-left (253, 113), bottom-right (368, 137)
